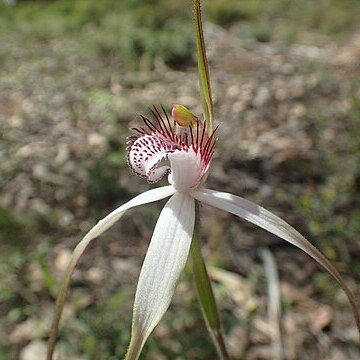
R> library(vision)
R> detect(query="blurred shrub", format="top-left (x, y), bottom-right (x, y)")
top-left (1, 0), bottom-right (360, 68)
top-left (205, 0), bottom-right (360, 41)
top-left (205, 0), bottom-right (264, 26)
top-left (0, 0), bottom-right (194, 69)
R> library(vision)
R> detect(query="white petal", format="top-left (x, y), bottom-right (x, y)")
top-left (127, 193), bottom-right (195, 359)
top-left (47, 185), bottom-right (176, 360)
top-left (191, 188), bottom-right (360, 334)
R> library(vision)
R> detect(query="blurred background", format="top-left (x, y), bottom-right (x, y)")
top-left (1, 0), bottom-right (360, 359)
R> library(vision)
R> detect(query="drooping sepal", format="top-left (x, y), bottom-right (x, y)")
top-left (126, 193), bottom-right (195, 360)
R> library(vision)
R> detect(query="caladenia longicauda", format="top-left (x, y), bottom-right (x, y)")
top-left (47, 1), bottom-right (360, 359)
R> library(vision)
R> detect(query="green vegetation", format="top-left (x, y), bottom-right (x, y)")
top-left (1, 0), bottom-right (360, 68)
top-left (0, 0), bottom-right (194, 69)
top-left (206, 0), bottom-right (360, 41)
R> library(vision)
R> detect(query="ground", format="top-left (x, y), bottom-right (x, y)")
top-left (0, 1), bottom-right (360, 359)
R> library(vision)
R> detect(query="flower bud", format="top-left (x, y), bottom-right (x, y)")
top-left (172, 104), bottom-right (197, 127)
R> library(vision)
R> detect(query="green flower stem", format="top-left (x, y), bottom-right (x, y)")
top-left (190, 201), bottom-right (230, 360)
top-left (194, 0), bottom-right (214, 132)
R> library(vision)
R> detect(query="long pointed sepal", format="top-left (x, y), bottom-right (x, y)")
top-left (126, 193), bottom-right (195, 360)
top-left (46, 186), bottom-right (176, 360)
top-left (192, 188), bottom-right (360, 338)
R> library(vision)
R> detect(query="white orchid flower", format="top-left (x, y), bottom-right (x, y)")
top-left (124, 105), bottom-right (359, 359)
top-left (46, 104), bottom-right (359, 360)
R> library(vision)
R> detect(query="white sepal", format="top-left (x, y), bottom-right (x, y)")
top-left (82, 185), bottom-right (176, 242)
top-left (191, 188), bottom-right (360, 334)
top-left (47, 185), bottom-right (176, 360)
top-left (126, 193), bottom-right (195, 360)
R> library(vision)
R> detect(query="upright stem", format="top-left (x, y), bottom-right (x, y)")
top-left (194, 0), bottom-right (214, 132)
top-left (190, 202), bottom-right (230, 360)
